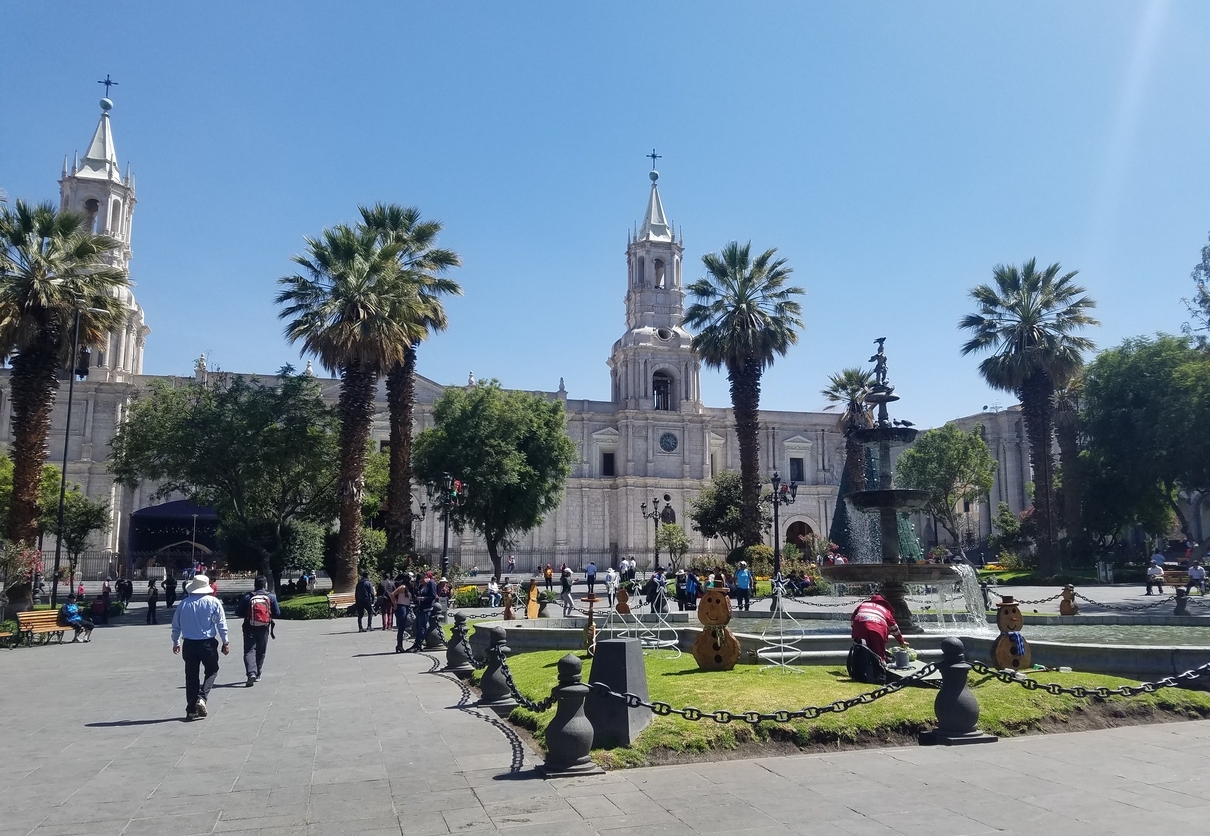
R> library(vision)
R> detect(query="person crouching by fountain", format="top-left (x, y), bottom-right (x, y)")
top-left (847, 593), bottom-right (909, 684)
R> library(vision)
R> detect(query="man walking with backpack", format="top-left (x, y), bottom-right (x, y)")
top-left (234, 576), bottom-right (280, 687)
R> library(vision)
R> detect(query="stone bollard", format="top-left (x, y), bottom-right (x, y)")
top-left (540, 654), bottom-right (604, 777)
top-left (585, 638), bottom-right (651, 748)
top-left (425, 602), bottom-right (447, 648)
top-left (919, 637), bottom-right (998, 746)
top-left (444, 612), bottom-right (475, 679)
top-left (477, 626), bottom-right (518, 715)
top-left (1175, 588), bottom-right (1190, 616)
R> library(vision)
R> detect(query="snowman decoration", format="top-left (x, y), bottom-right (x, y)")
top-left (692, 587), bottom-right (741, 671)
top-left (991, 595), bottom-right (1031, 670)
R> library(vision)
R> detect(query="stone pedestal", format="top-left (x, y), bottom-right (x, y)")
top-left (444, 612), bottom-right (475, 679)
top-left (425, 602), bottom-right (447, 648)
top-left (584, 638), bottom-right (651, 748)
top-left (540, 654), bottom-right (604, 777)
top-left (477, 626), bottom-right (518, 716)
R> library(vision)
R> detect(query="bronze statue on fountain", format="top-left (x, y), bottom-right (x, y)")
top-left (820, 338), bottom-right (959, 633)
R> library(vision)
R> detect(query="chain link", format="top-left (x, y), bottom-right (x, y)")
top-left (492, 645), bottom-right (558, 713)
top-left (1012, 593), bottom-right (1063, 605)
top-left (969, 659), bottom-right (1210, 696)
top-left (585, 662), bottom-right (939, 725)
top-left (460, 636), bottom-right (488, 670)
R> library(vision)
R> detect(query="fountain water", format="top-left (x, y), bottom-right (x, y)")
top-left (821, 339), bottom-right (962, 634)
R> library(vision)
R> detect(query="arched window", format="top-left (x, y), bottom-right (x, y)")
top-left (654, 259), bottom-right (666, 288)
top-left (652, 371), bottom-right (673, 411)
top-left (83, 198), bottom-right (100, 233)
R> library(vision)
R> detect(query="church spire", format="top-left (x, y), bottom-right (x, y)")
top-left (77, 97), bottom-right (120, 181)
top-left (638, 169), bottom-right (672, 242)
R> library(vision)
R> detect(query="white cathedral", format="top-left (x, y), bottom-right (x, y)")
top-left (0, 98), bottom-right (1036, 572)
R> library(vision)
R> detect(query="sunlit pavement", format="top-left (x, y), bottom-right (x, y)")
top-left (2, 615), bottom-right (1209, 836)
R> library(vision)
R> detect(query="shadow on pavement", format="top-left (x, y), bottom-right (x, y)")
top-left (85, 718), bottom-right (184, 727)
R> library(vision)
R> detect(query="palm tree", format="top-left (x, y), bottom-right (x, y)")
top-left (684, 241), bottom-right (803, 548)
top-left (960, 258), bottom-right (1098, 574)
top-left (357, 204), bottom-right (461, 560)
top-left (0, 200), bottom-right (128, 546)
top-left (1053, 372), bottom-right (1084, 547)
top-left (821, 367), bottom-right (875, 553)
top-left (276, 224), bottom-right (414, 591)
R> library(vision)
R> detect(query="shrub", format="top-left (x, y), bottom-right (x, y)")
top-left (0, 619), bottom-right (17, 637)
top-left (278, 594), bottom-right (336, 620)
top-left (727, 544), bottom-right (773, 568)
top-left (454, 585), bottom-right (482, 608)
top-left (107, 601), bottom-right (126, 617)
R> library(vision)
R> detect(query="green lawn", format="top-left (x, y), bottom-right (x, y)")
top-left (480, 649), bottom-right (1210, 769)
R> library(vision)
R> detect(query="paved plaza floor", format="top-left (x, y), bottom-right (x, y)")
top-left (2, 615), bottom-right (1209, 836)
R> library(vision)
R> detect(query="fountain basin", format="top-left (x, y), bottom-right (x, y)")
top-left (845, 489), bottom-right (931, 513)
top-left (820, 563), bottom-right (960, 584)
top-left (850, 426), bottom-right (918, 446)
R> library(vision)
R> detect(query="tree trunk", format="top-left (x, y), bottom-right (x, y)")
top-left (1055, 421), bottom-right (1083, 543)
top-left (485, 538), bottom-right (502, 581)
top-left (334, 362), bottom-right (377, 593)
top-left (1019, 371), bottom-right (1058, 574)
top-left (384, 346), bottom-right (417, 559)
top-left (7, 329), bottom-right (63, 545)
top-left (728, 358), bottom-right (764, 547)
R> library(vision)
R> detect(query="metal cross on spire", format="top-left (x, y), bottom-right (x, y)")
top-left (97, 74), bottom-right (118, 96)
top-left (646, 148), bottom-right (662, 170)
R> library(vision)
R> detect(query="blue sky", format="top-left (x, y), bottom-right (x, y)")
top-left (3, 1), bottom-right (1209, 428)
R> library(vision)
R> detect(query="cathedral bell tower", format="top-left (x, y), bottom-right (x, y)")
top-left (607, 167), bottom-right (701, 411)
top-left (58, 95), bottom-right (150, 380)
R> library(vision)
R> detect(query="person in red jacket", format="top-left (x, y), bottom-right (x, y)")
top-left (850, 593), bottom-right (908, 661)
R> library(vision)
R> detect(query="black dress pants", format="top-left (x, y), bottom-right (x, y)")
top-left (182, 637), bottom-right (220, 710)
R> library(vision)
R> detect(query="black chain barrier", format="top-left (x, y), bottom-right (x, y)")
top-left (969, 658), bottom-right (1210, 696)
top-left (1010, 593), bottom-right (1063, 605)
top-left (584, 662), bottom-right (940, 725)
top-left (493, 646), bottom-right (559, 713)
top-left (1072, 592), bottom-right (1178, 611)
top-left (460, 636), bottom-right (488, 670)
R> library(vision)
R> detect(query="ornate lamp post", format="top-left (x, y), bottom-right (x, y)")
top-left (639, 495), bottom-right (662, 572)
top-left (426, 474), bottom-right (467, 578)
top-left (761, 471), bottom-right (798, 580)
top-left (410, 495), bottom-right (427, 542)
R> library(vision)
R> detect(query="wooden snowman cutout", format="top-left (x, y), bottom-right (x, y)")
top-left (991, 595), bottom-right (1031, 670)
top-left (692, 587), bottom-right (741, 671)
top-left (614, 587), bottom-right (631, 615)
top-left (1059, 585), bottom-right (1079, 616)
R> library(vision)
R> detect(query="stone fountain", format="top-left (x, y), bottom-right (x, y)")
top-left (821, 338), bottom-right (959, 633)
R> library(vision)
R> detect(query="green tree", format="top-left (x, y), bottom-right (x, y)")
top-left (276, 224), bottom-right (416, 591)
top-left (1182, 230), bottom-right (1210, 349)
top-left (361, 446), bottom-right (390, 524)
top-left (1081, 335), bottom-right (1210, 543)
top-left (655, 523), bottom-right (691, 571)
top-left (684, 242), bottom-right (803, 547)
top-left (358, 204), bottom-right (462, 560)
top-left (821, 366), bottom-right (875, 553)
top-left (687, 470), bottom-right (771, 554)
top-left (959, 258), bottom-right (1098, 573)
top-left (0, 200), bottom-right (128, 545)
top-left (45, 489), bottom-right (112, 583)
top-left (412, 380), bottom-right (576, 579)
top-left (896, 423), bottom-right (997, 550)
top-left (110, 372), bottom-right (338, 591)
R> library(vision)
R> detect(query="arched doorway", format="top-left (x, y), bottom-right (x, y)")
top-left (786, 521), bottom-right (813, 553)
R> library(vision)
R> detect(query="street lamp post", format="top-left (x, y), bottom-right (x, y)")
top-left (761, 471), bottom-right (798, 580)
top-left (426, 474), bottom-right (467, 578)
top-left (50, 306), bottom-right (103, 607)
top-left (639, 496), bottom-right (662, 572)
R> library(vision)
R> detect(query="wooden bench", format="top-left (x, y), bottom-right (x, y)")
top-left (326, 592), bottom-right (357, 617)
top-left (17, 610), bottom-right (67, 645)
top-left (0, 627), bottom-right (13, 649)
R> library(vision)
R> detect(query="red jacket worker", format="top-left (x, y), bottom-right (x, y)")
top-left (850, 593), bottom-right (908, 660)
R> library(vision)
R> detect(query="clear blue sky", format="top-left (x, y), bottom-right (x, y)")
top-left (3, 1), bottom-right (1209, 428)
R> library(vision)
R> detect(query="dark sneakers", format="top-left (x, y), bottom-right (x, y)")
top-left (195, 699), bottom-right (207, 718)
top-left (246, 676), bottom-right (256, 687)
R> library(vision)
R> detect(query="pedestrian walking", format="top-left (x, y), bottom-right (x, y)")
top-left (544, 564), bottom-right (554, 592)
top-left (507, 555), bottom-right (516, 573)
top-left (146, 580), bottom-right (160, 624)
top-left (234, 576), bottom-right (280, 687)
top-left (355, 571), bottom-right (376, 632)
top-left (378, 575), bottom-right (396, 631)
top-left (391, 577), bottom-right (414, 653)
top-left (605, 566), bottom-right (619, 608)
top-left (163, 572), bottom-right (178, 608)
top-left (407, 572), bottom-right (438, 652)
top-left (170, 575), bottom-right (229, 720)
top-left (585, 561), bottom-right (597, 595)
